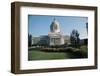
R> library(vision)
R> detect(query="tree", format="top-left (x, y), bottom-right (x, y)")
top-left (86, 22), bottom-right (88, 34)
top-left (70, 29), bottom-right (80, 48)
top-left (28, 33), bottom-right (32, 47)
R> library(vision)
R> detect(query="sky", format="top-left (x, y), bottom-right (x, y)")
top-left (28, 15), bottom-right (88, 39)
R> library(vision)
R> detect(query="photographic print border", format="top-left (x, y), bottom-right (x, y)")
top-left (11, 2), bottom-right (98, 74)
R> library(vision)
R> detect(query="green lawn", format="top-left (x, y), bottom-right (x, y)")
top-left (28, 45), bottom-right (88, 61)
top-left (28, 49), bottom-right (68, 60)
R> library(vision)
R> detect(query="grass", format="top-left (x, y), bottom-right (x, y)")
top-left (80, 45), bottom-right (88, 53)
top-left (28, 50), bottom-right (67, 60)
top-left (80, 45), bottom-right (88, 58)
top-left (28, 45), bottom-right (88, 61)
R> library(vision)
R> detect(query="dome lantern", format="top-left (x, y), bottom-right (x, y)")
top-left (50, 18), bottom-right (60, 33)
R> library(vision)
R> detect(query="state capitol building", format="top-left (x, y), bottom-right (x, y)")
top-left (32, 19), bottom-right (70, 46)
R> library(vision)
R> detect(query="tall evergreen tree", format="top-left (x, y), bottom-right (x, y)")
top-left (70, 29), bottom-right (80, 48)
top-left (28, 33), bottom-right (32, 47)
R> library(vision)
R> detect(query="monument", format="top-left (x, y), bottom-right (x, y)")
top-left (32, 19), bottom-right (69, 46)
top-left (48, 19), bottom-right (64, 45)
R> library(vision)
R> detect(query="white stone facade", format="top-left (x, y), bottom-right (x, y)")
top-left (32, 19), bottom-right (68, 46)
top-left (48, 19), bottom-right (64, 45)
